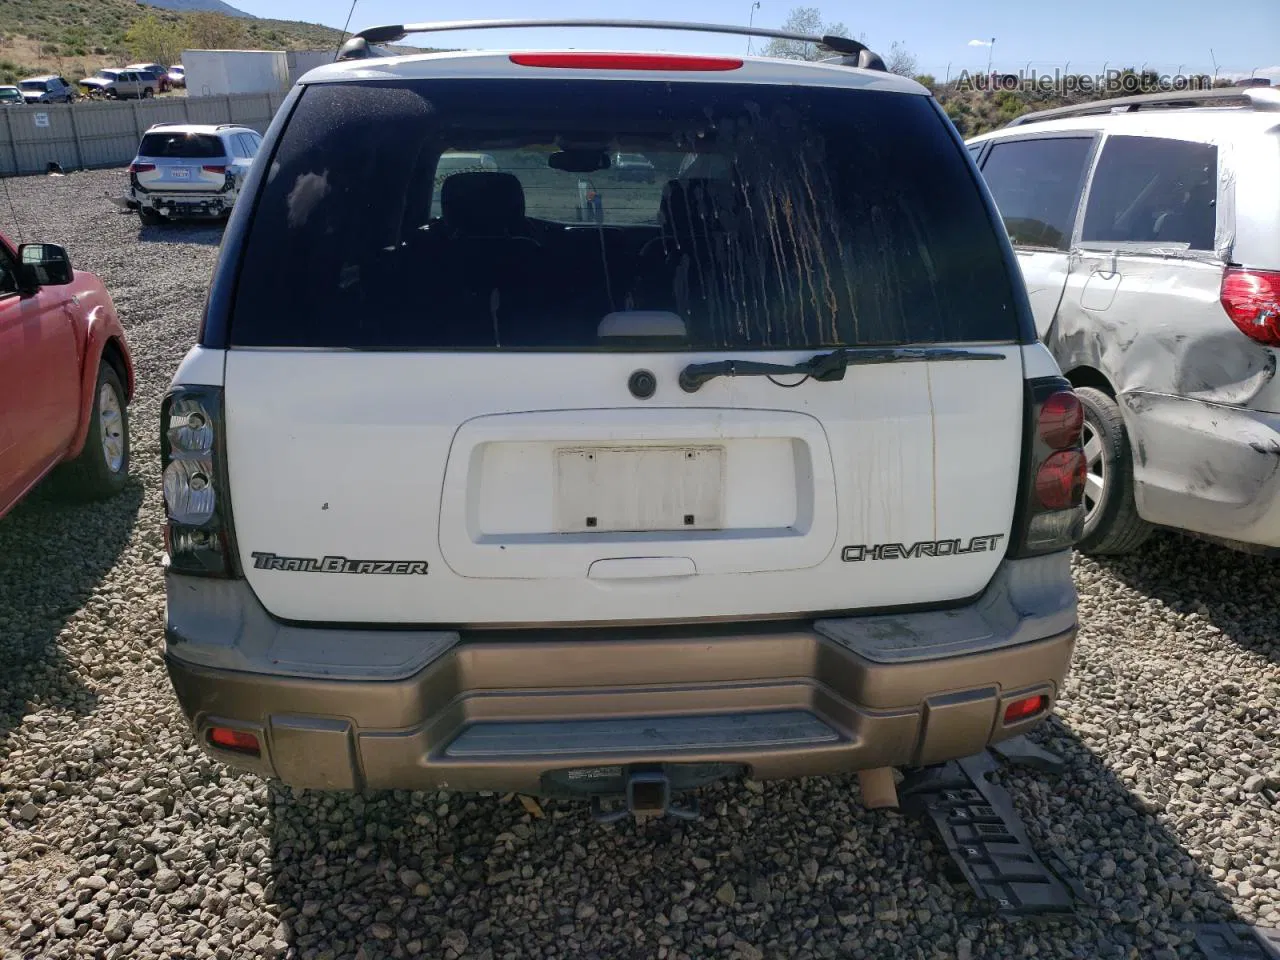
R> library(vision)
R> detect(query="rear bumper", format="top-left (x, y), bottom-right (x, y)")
top-left (163, 553), bottom-right (1078, 795)
top-left (1127, 393), bottom-right (1280, 549)
top-left (131, 186), bottom-right (236, 217)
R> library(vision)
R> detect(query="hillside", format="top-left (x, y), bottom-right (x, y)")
top-left (930, 70), bottom-right (1251, 137)
top-left (142, 0), bottom-right (254, 17)
top-left (0, 0), bottom-right (346, 82)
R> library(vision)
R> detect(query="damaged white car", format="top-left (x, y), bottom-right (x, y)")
top-left (968, 86), bottom-right (1280, 556)
top-left (127, 123), bottom-right (263, 224)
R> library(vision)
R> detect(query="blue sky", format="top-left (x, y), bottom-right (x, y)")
top-left (235, 0), bottom-right (1279, 82)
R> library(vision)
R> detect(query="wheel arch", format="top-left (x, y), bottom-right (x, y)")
top-left (1064, 365), bottom-right (1115, 399)
top-left (65, 314), bottom-right (134, 460)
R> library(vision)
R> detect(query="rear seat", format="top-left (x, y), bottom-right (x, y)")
top-left (422, 171), bottom-right (549, 346)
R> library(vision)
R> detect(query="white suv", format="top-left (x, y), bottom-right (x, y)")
top-left (128, 123), bottom-right (263, 224)
top-left (160, 20), bottom-right (1085, 817)
top-left (968, 87), bottom-right (1280, 556)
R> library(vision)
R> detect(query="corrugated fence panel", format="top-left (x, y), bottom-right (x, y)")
top-left (68, 101), bottom-right (143, 170)
top-left (227, 93), bottom-right (274, 132)
top-left (0, 92), bottom-right (290, 176)
top-left (6, 104), bottom-right (79, 174)
top-left (135, 99), bottom-right (191, 128)
top-left (185, 96), bottom-right (233, 126)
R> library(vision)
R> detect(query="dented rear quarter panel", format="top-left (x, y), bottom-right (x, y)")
top-left (1047, 120), bottom-right (1280, 545)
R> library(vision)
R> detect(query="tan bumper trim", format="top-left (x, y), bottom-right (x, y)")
top-left (165, 625), bottom-right (1075, 795)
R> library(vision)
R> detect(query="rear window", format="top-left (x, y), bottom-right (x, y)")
top-left (18, 81), bottom-right (44, 91)
top-left (230, 79), bottom-right (1022, 350)
top-left (139, 133), bottom-right (225, 159)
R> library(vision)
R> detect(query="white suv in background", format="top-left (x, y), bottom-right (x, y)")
top-left (159, 20), bottom-right (1085, 818)
top-left (968, 87), bottom-right (1280, 556)
top-left (127, 123), bottom-right (263, 225)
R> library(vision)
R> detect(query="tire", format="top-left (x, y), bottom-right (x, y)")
top-left (139, 206), bottom-right (163, 226)
top-left (143, 88), bottom-right (154, 98)
top-left (1074, 386), bottom-right (1152, 556)
top-left (53, 362), bottom-right (130, 502)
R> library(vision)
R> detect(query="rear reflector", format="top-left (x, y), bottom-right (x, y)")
top-left (1221, 267), bottom-right (1280, 346)
top-left (207, 727), bottom-right (260, 755)
top-left (202, 165), bottom-right (227, 174)
top-left (1004, 694), bottom-right (1047, 724)
top-left (129, 162), bottom-right (155, 174)
top-left (509, 52), bottom-right (744, 71)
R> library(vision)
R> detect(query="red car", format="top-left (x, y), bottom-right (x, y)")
top-left (0, 233), bottom-right (134, 518)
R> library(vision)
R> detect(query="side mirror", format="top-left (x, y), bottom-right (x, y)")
top-left (18, 243), bottom-right (74, 290)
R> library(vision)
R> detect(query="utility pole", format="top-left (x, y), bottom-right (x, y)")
top-left (1209, 48), bottom-right (1219, 85)
top-left (986, 37), bottom-right (995, 76)
top-left (747, 1), bottom-right (761, 54)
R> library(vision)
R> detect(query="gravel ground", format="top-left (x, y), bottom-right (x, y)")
top-left (1, 168), bottom-right (1279, 960)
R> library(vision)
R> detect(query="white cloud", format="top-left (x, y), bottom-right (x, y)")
top-left (967, 39), bottom-right (993, 47)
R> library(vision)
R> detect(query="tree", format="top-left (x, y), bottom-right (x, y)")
top-left (125, 15), bottom-right (188, 67)
top-left (760, 7), bottom-right (851, 62)
top-left (186, 12), bottom-right (247, 50)
top-left (884, 41), bottom-right (918, 78)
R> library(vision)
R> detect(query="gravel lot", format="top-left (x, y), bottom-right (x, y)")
top-left (1, 168), bottom-right (1279, 960)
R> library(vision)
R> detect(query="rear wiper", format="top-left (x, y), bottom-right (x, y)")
top-left (678, 346), bottom-right (1004, 393)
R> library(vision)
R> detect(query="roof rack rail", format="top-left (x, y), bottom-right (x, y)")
top-left (1005, 86), bottom-right (1280, 127)
top-left (337, 18), bottom-right (886, 71)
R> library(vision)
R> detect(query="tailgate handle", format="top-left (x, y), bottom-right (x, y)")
top-left (588, 557), bottom-right (696, 580)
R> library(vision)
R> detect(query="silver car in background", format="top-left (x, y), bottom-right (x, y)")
top-left (80, 68), bottom-right (157, 100)
top-left (128, 123), bottom-right (263, 224)
top-left (968, 87), bottom-right (1280, 557)
top-left (18, 75), bottom-right (76, 103)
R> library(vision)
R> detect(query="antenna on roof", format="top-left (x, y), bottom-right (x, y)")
top-left (335, 0), bottom-right (359, 61)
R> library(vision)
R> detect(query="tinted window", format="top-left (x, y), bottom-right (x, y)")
top-left (19, 81), bottom-right (43, 91)
top-left (979, 137), bottom-right (1093, 250)
top-left (1082, 136), bottom-right (1218, 250)
top-left (139, 132), bottom-right (225, 158)
top-left (230, 80), bottom-right (1022, 351)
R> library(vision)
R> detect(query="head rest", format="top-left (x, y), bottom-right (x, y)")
top-left (440, 171), bottom-right (526, 235)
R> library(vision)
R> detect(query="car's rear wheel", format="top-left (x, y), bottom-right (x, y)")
top-left (143, 88), bottom-right (154, 98)
top-left (1074, 386), bottom-right (1152, 556)
top-left (53, 362), bottom-right (130, 502)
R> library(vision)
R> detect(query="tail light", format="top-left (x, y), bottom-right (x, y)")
top-left (129, 162), bottom-right (155, 173)
top-left (1221, 267), bottom-right (1280, 346)
top-left (1008, 377), bottom-right (1086, 557)
top-left (202, 164), bottom-right (227, 174)
top-left (160, 385), bottom-right (238, 577)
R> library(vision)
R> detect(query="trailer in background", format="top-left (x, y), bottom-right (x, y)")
top-left (182, 50), bottom-right (290, 97)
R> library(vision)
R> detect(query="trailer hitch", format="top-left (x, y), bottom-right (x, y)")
top-left (590, 766), bottom-right (699, 823)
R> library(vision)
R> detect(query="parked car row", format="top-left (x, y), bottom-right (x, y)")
top-left (8, 63), bottom-right (185, 105)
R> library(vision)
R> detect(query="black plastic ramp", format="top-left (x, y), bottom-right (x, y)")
top-left (899, 747), bottom-right (1085, 917)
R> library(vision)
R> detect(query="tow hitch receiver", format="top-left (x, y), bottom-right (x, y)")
top-left (590, 766), bottom-right (699, 823)
top-left (899, 742), bottom-right (1087, 917)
